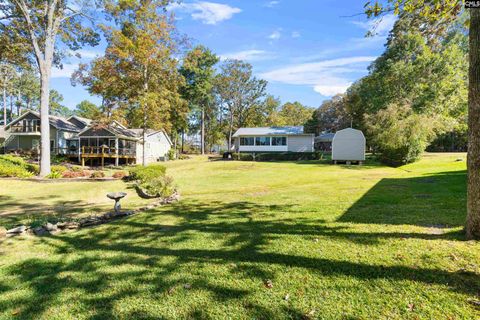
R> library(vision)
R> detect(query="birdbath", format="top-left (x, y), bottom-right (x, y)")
top-left (107, 192), bottom-right (127, 214)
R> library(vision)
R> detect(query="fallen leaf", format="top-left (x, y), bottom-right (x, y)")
top-left (264, 279), bottom-right (273, 289)
top-left (450, 253), bottom-right (459, 261)
top-left (184, 283), bottom-right (192, 289)
top-left (284, 294), bottom-right (290, 301)
top-left (313, 238), bottom-right (319, 243)
top-left (167, 286), bottom-right (176, 295)
top-left (407, 303), bottom-right (415, 312)
top-left (302, 309), bottom-right (316, 320)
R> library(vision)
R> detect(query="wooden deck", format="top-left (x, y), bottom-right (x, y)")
top-left (80, 146), bottom-right (136, 166)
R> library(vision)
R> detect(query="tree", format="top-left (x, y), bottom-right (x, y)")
top-left (180, 45), bottom-right (219, 154)
top-left (49, 89), bottom-right (71, 117)
top-left (2, 0), bottom-right (100, 176)
top-left (278, 102), bottom-right (314, 126)
top-left (74, 100), bottom-right (101, 119)
top-left (305, 94), bottom-right (351, 134)
top-left (364, 1), bottom-right (478, 238)
top-left (215, 59), bottom-right (268, 149)
top-left (75, 0), bottom-right (186, 165)
top-left (365, 102), bottom-right (438, 166)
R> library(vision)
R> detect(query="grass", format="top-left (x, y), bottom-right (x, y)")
top-left (0, 153), bottom-right (478, 319)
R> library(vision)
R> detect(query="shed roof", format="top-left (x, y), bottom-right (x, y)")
top-left (233, 126), bottom-right (306, 137)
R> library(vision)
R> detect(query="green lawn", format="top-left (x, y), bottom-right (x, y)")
top-left (0, 153), bottom-right (479, 319)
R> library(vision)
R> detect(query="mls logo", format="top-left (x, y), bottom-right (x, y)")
top-left (465, 1), bottom-right (480, 8)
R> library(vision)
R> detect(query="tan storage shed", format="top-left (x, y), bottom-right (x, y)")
top-left (332, 128), bottom-right (366, 164)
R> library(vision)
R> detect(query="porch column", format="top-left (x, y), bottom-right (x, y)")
top-left (115, 138), bottom-right (119, 166)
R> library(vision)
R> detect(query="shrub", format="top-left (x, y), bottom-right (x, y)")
top-left (128, 164), bottom-right (174, 198)
top-left (46, 171), bottom-right (62, 179)
top-left (51, 165), bottom-right (68, 175)
top-left (112, 171), bottom-right (127, 179)
top-left (167, 149), bottom-right (176, 160)
top-left (233, 152), bottom-right (323, 162)
top-left (365, 103), bottom-right (439, 166)
top-left (0, 155), bottom-right (38, 177)
top-left (61, 170), bottom-right (90, 178)
top-left (90, 171), bottom-right (105, 179)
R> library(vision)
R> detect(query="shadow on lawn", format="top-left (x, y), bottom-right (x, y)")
top-left (2, 198), bottom-right (478, 319)
top-left (339, 170), bottom-right (467, 227)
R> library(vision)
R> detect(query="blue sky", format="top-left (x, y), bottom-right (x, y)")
top-left (51, 0), bottom-right (396, 110)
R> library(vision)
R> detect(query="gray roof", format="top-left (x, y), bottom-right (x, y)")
top-left (233, 126), bottom-right (307, 137)
top-left (68, 115), bottom-right (92, 126)
top-left (49, 114), bottom-right (83, 132)
top-left (7, 111), bottom-right (82, 132)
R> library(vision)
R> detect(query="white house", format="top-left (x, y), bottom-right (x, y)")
top-left (131, 129), bottom-right (173, 164)
top-left (233, 126), bottom-right (314, 153)
top-left (332, 128), bottom-right (366, 164)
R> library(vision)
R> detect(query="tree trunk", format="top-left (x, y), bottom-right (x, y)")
top-left (201, 106), bottom-right (205, 155)
top-left (39, 69), bottom-right (51, 176)
top-left (467, 8), bottom-right (480, 240)
top-left (228, 109), bottom-right (234, 151)
top-left (2, 81), bottom-right (6, 127)
top-left (143, 112), bottom-right (147, 166)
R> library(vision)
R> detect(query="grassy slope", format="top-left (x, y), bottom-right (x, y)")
top-left (0, 153), bottom-right (478, 319)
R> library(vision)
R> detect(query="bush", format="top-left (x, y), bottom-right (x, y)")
top-left (61, 170), bottom-right (90, 178)
top-left (51, 165), bottom-right (68, 175)
top-left (167, 149), bottom-right (176, 160)
top-left (128, 164), bottom-right (174, 198)
top-left (365, 103), bottom-right (438, 166)
top-left (112, 171), bottom-right (127, 179)
top-left (46, 171), bottom-right (62, 179)
top-left (233, 152), bottom-right (323, 162)
top-left (90, 171), bottom-right (105, 179)
top-left (0, 155), bottom-right (38, 177)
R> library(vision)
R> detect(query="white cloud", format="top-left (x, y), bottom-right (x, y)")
top-left (169, 1), bottom-right (241, 25)
top-left (314, 84), bottom-right (351, 96)
top-left (70, 49), bottom-right (101, 60)
top-left (291, 31), bottom-right (301, 38)
top-left (265, 1), bottom-right (280, 8)
top-left (52, 64), bottom-right (79, 78)
top-left (260, 56), bottom-right (376, 97)
top-left (351, 13), bottom-right (396, 36)
top-left (268, 29), bottom-right (282, 40)
top-left (220, 50), bottom-right (273, 61)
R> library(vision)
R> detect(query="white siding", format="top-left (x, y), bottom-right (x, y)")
top-left (136, 131), bottom-right (172, 164)
top-left (332, 128), bottom-right (366, 161)
top-left (287, 135), bottom-right (314, 152)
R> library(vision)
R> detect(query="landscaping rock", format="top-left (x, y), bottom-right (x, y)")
top-left (33, 227), bottom-right (49, 236)
top-left (7, 225), bottom-right (26, 235)
top-left (0, 227), bottom-right (6, 238)
top-left (45, 222), bottom-right (58, 232)
top-left (57, 221), bottom-right (79, 230)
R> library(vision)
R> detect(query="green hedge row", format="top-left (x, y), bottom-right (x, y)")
top-left (233, 152), bottom-right (324, 161)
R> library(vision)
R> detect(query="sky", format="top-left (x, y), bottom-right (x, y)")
top-left (51, 0), bottom-right (396, 110)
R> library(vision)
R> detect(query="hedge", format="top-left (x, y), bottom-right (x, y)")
top-left (233, 152), bottom-right (324, 162)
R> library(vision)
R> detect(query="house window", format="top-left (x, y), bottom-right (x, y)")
top-left (272, 136), bottom-right (287, 146)
top-left (240, 137), bottom-right (254, 146)
top-left (255, 137), bottom-right (271, 146)
top-left (50, 140), bottom-right (55, 152)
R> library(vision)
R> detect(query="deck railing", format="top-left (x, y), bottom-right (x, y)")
top-left (81, 146), bottom-right (136, 156)
top-left (10, 124), bottom-right (40, 133)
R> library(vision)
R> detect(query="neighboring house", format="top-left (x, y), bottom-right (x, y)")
top-left (3, 110), bottom-right (81, 155)
top-left (314, 132), bottom-right (335, 152)
top-left (233, 126), bottom-right (314, 153)
top-left (332, 128), bottom-right (366, 164)
top-left (2, 110), bottom-right (172, 166)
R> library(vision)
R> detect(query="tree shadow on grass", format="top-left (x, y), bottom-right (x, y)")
top-left (338, 170), bottom-right (467, 227)
top-left (1, 198), bottom-right (478, 319)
